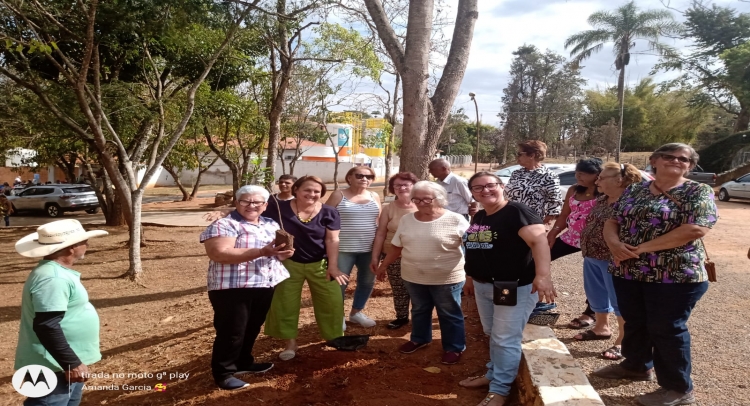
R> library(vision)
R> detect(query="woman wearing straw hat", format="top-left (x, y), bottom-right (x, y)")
top-left (14, 219), bottom-right (108, 406)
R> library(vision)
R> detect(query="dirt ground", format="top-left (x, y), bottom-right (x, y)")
top-left (1, 197), bottom-right (749, 406)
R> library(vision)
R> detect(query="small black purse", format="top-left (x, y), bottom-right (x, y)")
top-left (493, 280), bottom-right (518, 306)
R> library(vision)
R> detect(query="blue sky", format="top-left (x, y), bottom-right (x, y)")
top-left (338, 0), bottom-right (749, 125)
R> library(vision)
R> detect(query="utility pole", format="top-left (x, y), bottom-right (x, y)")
top-left (470, 92), bottom-right (480, 172)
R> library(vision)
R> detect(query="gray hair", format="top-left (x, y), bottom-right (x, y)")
top-left (236, 185), bottom-right (270, 201)
top-left (649, 143), bottom-right (699, 173)
top-left (411, 180), bottom-right (448, 207)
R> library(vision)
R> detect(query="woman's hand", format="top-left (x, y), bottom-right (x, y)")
top-left (327, 267), bottom-right (350, 286)
top-left (463, 278), bottom-right (475, 297)
top-left (370, 258), bottom-right (380, 275)
top-left (608, 240), bottom-right (640, 265)
top-left (375, 265), bottom-right (388, 282)
top-left (546, 231), bottom-right (557, 248)
top-left (531, 275), bottom-right (557, 304)
top-left (203, 208), bottom-right (232, 222)
top-left (259, 242), bottom-right (294, 260)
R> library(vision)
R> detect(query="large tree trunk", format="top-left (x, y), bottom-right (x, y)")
top-left (189, 158), bottom-right (217, 200)
top-left (735, 103), bottom-right (749, 133)
top-left (616, 64), bottom-right (625, 163)
top-left (384, 74), bottom-right (400, 197)
top-left (365, 0), bottom-right (478, 179)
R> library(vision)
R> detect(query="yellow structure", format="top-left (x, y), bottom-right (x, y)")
top-left (329, 113), bottom-right (388, 159)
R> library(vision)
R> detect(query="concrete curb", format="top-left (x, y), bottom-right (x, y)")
top-left (515, 324), bottom-right (605, 406)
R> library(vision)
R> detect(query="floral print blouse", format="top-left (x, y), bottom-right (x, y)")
top-left (560, 195), bottom-right (598, 248)
top-left (505, 166), bottom-right (563, 219)
top-left (609, 180), bottom-right (718, 283)
top-left (580, 196), bottom-right (614, 261)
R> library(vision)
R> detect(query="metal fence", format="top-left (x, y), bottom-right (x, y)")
top-left (442, 155), bottom-right (473, 167)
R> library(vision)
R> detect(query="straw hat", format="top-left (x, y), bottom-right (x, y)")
top-left (15, 219), bottom-right (108, 258)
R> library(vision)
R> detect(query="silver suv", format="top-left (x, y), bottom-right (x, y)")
top-left (8, 184), bottom-right (100, 217)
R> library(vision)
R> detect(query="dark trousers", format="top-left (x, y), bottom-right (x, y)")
top-left (208, 287), bottom-right (275, 381)
top-left (614, 278), bottom-right (708, 393)
top-left (549, 238), bottom-right (595, 318)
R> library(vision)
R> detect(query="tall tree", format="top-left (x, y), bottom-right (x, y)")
top-left (364, 0), bottom-right (478, 179)
top-left (656, 4), bottom-right (750, 133)
top-left (0, 0), bottom-right (256, 282)
top-left (564, 1), bottom-right (679, 162)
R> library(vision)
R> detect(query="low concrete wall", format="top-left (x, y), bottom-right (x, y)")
top-left (515, 325), bottom-right (604, 406)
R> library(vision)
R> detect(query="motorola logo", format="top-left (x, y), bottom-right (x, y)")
top-left (12, 365), bottom-right (58, 398)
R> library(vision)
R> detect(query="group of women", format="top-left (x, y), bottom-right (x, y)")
top-left (200, 141), bottom-right (717, 406)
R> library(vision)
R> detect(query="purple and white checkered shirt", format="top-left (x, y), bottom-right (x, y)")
top-left (200, 211), bottom-right (290, 291)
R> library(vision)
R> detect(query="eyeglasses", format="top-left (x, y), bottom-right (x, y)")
top-left (470, 183), bottom-right (500, 192)
top-left (237, 200), bottom-right (266, 207)
top-left (354, 173), bottom-right (375, 180)
top-left (411, 197), bottom-right (434, 205)
top-left (393, 183), bottom-right (413, 189)
top-left (659, 153), bottom-right (691, 164)
top-left (620, 163), bottom-right (626, 177)
top-left (515, 151), bottom-right (527, 157)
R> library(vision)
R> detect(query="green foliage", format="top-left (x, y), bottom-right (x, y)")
top-left (697, 130), bottom-right (750, 173)
top-left (583, 78), bottom-right (716, 151)
top-left (437, 109), bottom-right (497, 161)
top-left (310, 23), bottom-right (383, 81)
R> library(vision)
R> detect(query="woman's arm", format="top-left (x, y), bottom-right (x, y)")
top-left (204, 237), bottom-right (291, 264)
top-left (377, 246), bottom-right (402, 281)
top-left (629, 224), bottom-right (710, 254)
top-left (325, 189), bottom-right (344, 207)
top-left (370, 205), bottom-right (390, 273)
top-left (518, 224), bottom-right (556, 303)
top-left (325, 228), bottom-right (349, 285)
top-left (547, 187), bottom-right (575, 245)
top-left (603, 219), bottom-right (638, 265)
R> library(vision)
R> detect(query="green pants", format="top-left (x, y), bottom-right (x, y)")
top-left (265, 259), bottom-right (344, 341)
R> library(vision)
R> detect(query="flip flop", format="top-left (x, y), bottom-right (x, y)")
top-left (479, 393), bottom-right (506, 406)
top-left (567, 317), bottom-right (594, 329)
top-left (574, 330), bottom-right (612, 341)
top-left (458, 376), bottom-right (489, 388)
top-left (601, 345), bottom-right (623, 360)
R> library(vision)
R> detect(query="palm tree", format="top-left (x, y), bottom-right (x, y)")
top-left (565, 1), bottom-right (679, 162)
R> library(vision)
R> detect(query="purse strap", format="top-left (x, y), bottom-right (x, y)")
top-left (650, 182), bottom-right (711, 262)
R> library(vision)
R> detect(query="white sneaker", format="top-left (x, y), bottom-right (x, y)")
top-left (349, 311), bottom-right (376, 327)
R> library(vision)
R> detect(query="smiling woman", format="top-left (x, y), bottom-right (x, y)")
top-left (199, 185), bottom-right (294, 390)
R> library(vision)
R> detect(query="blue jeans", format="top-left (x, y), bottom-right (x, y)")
top-left (474, 281), bottom-right (537, 396)
top-left (614, 278), bottom-right (708, 393)
top-left (24, 375), bottom-right (83, 406)
top-left (583, 257), bottom-right (619, 316)
top-left (338, 251), bottom-right (375, 311)
top-left (403, 280), bottom-right (466, 353)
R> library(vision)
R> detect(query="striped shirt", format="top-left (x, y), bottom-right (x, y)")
top-left (337, 193), bottom-right (380, 252)
top-left (199, 211), bottom-right (290, 291)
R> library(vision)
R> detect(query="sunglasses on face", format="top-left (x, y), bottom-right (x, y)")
top-left (470, 183), bottom-right (500, 192)
top-left (354, 173), bottom-right (375, 180)
top-left (411, 197), bottom-right (434, 205)
top-left (659, 153), bottom-right (691, 164)
top-left (238, 200), bottom-right (266, 207)
top-left (515, 151), bottom-right (527, 157)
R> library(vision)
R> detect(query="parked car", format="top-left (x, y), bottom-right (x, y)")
top-left (718, 174), bottom-right (750, 202)
top-left (558, 169), bottom-right (655, 195)
top-left (7, 184), bottom-right (100, 217)
top-left (645, 164), bottom-right (716, 186)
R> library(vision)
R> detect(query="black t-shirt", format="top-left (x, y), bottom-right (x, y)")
top-left (464, 201), bottom-right (542, 286)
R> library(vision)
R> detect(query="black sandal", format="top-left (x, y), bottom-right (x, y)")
top-left (601, 345), bottom-right (623, 360)
top-left (387, 318), bottom-right (409, 329)
top-left (574, 330), bottom-right (612, 341)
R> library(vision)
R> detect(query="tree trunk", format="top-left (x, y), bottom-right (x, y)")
top-left (127, 189), bottom-right (144, 283)
top-left (163, 165), bottom-right (190, 201)
top-left (616, 64), bottom-right (626, 163)
top-left (384, 73), bottom-right (400, 197)
top-left (735, 103), bottom-right (749, 133)
top-left (365, 0), bottom-right (478, 179)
